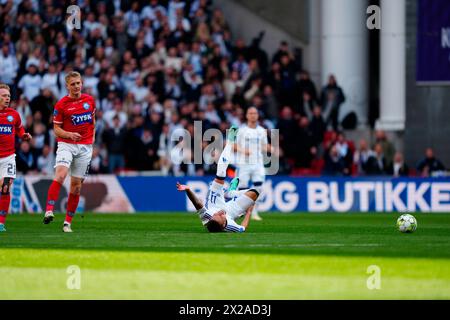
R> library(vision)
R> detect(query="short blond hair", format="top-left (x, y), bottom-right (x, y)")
top-left (0, 84), bottom-right (11, 91)
top-left (65, 71), bottom-right (82, 84)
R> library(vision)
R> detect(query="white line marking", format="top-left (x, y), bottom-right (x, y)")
top-left (223, 243), bottom-right (383, 248)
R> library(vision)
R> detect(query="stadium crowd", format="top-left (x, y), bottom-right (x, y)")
top-left (0, 0), bottom-right (446, 177)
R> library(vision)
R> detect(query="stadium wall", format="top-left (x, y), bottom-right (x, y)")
top-left (405, 0), bottom-right (450, 167)
top-left (11, 176), bottom-right (450, 214)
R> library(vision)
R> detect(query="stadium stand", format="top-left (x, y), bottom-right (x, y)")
top-left (0, 0), bottom-right (439, 177)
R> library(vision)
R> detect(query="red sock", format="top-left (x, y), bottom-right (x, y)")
top-left (46, 181), bottom-right (62, 212)
top-left (65, 193), bottom-right (80, 224)
top-left (0, 194), bottom-right (11, 224)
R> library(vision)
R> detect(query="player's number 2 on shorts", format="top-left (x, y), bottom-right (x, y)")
top-left (7, 163), bottom-right (15, 176)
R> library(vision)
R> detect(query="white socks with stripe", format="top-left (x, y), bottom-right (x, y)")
top-left (216, 143), bottom-right (233, 179)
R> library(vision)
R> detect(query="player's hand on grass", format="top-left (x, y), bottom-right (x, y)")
top-left (22, 133), bottom-right (32, 141)
top-left (176, 182), bottom-right (189, 191)
top-left (68, 132), bottom-right (82, 141)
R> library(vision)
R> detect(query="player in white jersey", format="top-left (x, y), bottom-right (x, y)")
top-left (176, 126), bottom-right (260, 233)
top-left (234, 107), bottom-right (273, 221)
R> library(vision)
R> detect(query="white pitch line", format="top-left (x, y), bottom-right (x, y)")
top-left (223, 243), bottom-right (383, 248)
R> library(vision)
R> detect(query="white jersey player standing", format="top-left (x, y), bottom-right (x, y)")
top-left (234, 107), bottom-right (272, 221)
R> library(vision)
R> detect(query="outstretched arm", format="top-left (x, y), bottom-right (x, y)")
top-left (240, 205), bottom-right (253, 229)
top-left (177, 182), bottom-right (204, 210)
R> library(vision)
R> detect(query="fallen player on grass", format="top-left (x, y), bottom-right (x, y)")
top-left (176, 126), bottom-right (259, 233)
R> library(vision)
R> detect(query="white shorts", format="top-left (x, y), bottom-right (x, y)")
top-left (0, 154), bottom-right (16, 179)
top-left (237, 164), bottom-right (266, 188)
top-left (55, 142), bottom-right (93, 178)
top-left (206, 187), bottom-right (255, 220)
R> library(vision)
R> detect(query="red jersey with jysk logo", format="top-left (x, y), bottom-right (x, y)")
top-left (0, 108), bottom-right (25, 158)
top-left (53, 93), bottom-right (96, 145)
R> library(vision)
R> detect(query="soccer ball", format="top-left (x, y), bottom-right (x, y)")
top-left (396, 214), bottom-right (418, 233)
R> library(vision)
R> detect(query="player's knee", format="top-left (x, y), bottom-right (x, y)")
top-left (1, 177), bottom-right (12, 195)
top-left (55, 168), bottom-right (68, 183)
top-left (246, 189), bottom-right (260, 201)
top-left (70, 184), bottom-right (82, 195)
top-left (70, 178), bottom-right (83, 195)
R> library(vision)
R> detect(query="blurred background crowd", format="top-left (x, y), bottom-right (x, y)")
top-left (0, 0), bottom-right (445, 177)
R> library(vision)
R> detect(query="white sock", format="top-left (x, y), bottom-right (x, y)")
top-left (216, 143), bottom-right (233, 179)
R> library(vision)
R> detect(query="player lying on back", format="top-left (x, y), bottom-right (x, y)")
top-left (0, 84), bottom-right (32, 232)
top-left (176, 126), bottom-right (260, 233)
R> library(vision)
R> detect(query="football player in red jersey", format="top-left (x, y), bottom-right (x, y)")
top-left (43, 72), bottom-right (96, 232)
top-left (0, 84), bottom-right (32, 232)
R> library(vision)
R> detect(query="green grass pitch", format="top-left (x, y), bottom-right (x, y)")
top-left (0, 213), bottom-right (449, 299)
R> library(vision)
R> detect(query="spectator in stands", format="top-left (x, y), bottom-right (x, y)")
top-left (309, 106), bottom-right (327, 147)
top-left (36, 145), bottom-right (54, 175)
top-left (277, 106), bottom-right (297, 162)
top-left (31, 122), bottom-right (49, 158)
top-left (417, 148), bottom-right (446, 177)
top-left (298, 70), bottom-right (318, 103)
top-left (387, 152), bottom-right (409, 177)
top-left (29, 88), bottom-right (55, 125)
top-left (335, 132), bottom-right (353, 173)
top-left (41, 64), bottom-right (60, 99)
top-left (124, 2), bottom-right (141, 40)
top-left (0, 43), bottom-right (18, 93)
top-left (16, 140), bottom-right (37, 174)
top-left (365, 143), bottom-right (387, 175)
top-left (321, 75), bottom-right (345, 131)
top-left (130, 77), bottom-right (149, 104)
top-left (353, 138), bottom-right (374, 176)
top-left (140, 128), bottom-right (159, 170)
top-left (278, 53), bottom-right (297, 107)
top-left (247, 31), bottom-right (268, 73)
top-left (89, 146), bottom-right (107, 174)
top-left (299, 91), bottom-right (314, 119)
top-left (14, 94), bottom-right (32, 124)
top-left (295, 116), bottom-right (316, 168)
top-left (18, 61), bottom-right (42, 101)
top-left (323, 144), bottom-right (348, 176)
top-left (103, 99), bottom-right (128, 128)
top-left (272, 41), bottom-right (292, 64)
top-left (102, 115), bottom-right (127, 173)
top-left (199, 84), bottom-right (217, 110)
top-left (83, 66), bottom-right (100, 97)
top-left (232, 53), bottom-right (249, 80)
top-left (374, 130), bottom-right (395, 168)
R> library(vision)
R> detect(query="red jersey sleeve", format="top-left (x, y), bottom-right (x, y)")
top-left (53, 100), bottom-right (64, 125)
top-left (15, 112), bottom-right (25, 137)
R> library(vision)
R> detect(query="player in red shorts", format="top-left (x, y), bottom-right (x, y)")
top-left (43, 71), bottom-right (96, 233)
top-left (0, 84), bottom-right (32, 232)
